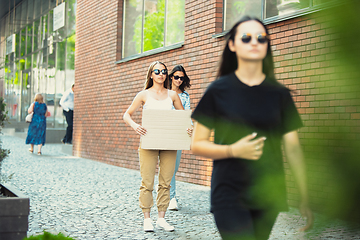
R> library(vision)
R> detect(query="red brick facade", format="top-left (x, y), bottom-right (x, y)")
top-left (74, 0), bottom-right (356, 210)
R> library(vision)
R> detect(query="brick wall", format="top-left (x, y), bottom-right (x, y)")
top-left (75, 0), bottom-right (357, 210)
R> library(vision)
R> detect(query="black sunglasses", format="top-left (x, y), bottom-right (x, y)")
top-left (173, 75), bottom-right (184, 81)
top-left (153, 69), bottom-right (168, 75)
top-left (241, 33), bottom-right (269, 44)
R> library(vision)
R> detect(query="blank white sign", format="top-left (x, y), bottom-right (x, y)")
top-left (141, 109), bottom-right (192, 150)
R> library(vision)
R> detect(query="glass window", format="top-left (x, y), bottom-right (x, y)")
top-left (66, 34), bottom-right (75, 88)
top-left (66, 34), bottom-right (75, 72)
top-left (4, 15), bottom-right (10, 38)
top-left (9, 11), bottom-right (14, 34)
top-left (28, 0), bottom-right (35, 21)
top-left (27, 24), bottom-right (33, 54)
top-left (50, 0), bottom-right (57, 9)
top-left (42, 0), bottom-right (50, 14)
top-left (143, 0), bottom-right (165, 52)
top-left (20, 28), bottom-right (26, 57)
top-left (33, 18), bottom-right (42, 50)
top-left (15, 32), bottom-right (20, 58)
top-left (21, 1), bottom-right (28, 29)
top-left (123, 0), bottom-right (185, 58)
top-left (165, 0), bottom-right (185, 46)
top-left (14, 5), bottom-right (22, 33)
top-left (42, 14), bottom-right (49, 45)
top-left (265, 0), bottom-right (310, 19)
top-left (34, 0), bottom-right (42, 20)
top-left (57, 40), bottom-right (66, 71)
top-left (67, 0), bottom-right (77, 37)
top-left (1, 20), bottom-right (5, 42)
top-left (222, 0), bottom-right (333, 30)
top-left (223, 0), bottom-right (261, 31)
top-left (32, 50), bottom-right (44, 93)
top-left (48, 9), bottom-right (54, 33)
top-left (26, 55), bottom-right (32, 69)
top-left (123, 0), bottom-right (143, 57)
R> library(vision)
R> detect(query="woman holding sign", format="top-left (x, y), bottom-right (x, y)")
top-left (123, 61), bottom-right (185, 232)
top-left (191, 17), bottom-right (313, 239)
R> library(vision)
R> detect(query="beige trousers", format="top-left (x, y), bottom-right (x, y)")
top-left (138, 148), bottom-right (177, 212)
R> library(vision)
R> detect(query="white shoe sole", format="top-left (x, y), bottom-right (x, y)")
top-left (156, 224), bottom-right (174, 232)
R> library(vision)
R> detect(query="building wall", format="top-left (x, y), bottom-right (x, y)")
top-left (74, 0), bottom-right (357, 210)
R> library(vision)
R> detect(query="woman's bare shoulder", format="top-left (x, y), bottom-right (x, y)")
top-left (168, 89), bottom-right (178, 98)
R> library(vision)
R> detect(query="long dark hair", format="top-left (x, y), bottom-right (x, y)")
top-left (169, 65), bottom-right (191, 93)
top-left (217, 16), bottom-right (276, 83)
top-left (144, 61), bottom-right (169, 90)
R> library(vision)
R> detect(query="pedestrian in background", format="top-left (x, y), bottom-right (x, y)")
top-left (123, 61), bottom-right (187, 232)
top-left (168, 64), bottom-right (192, 211)
top-left (26, 93), bottom-right (48, 155)
top-left (60, 84), bottom-right (74, 144)
top-left (191, 16), bottom-right (313, 240)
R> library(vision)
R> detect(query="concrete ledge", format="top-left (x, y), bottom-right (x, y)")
top-left (2, 128), bottom-right (66, 144)
top-left (46, 128), bottom-right (66, 144)
top-left (61, 144), bottom-right (73, 155)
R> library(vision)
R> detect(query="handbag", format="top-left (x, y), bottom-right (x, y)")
top-left (25, 112), bottom-right (33, 123)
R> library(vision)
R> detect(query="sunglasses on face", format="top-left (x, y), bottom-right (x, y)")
top-left (152, 69), bottom-right (168, 75)
top-left (241, 33), bottom-right (269, 44)
top-left (173, 75), bottom-right (184, 81)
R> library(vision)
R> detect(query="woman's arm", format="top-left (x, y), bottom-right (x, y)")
top-left (184, 94), bottom-right (193, 136)
top-left (283, 130), bottom-right (313, 231)
top-left (28, 103), bottom-right (34, 114)
top-left (191, 121), bottom-right (266, 160)
top-left (170, 91), bottom-right (184, 110)
top-left (123, 91), bottom-right (147, 135)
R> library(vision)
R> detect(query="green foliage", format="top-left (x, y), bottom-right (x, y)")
top-left (125, 0), bottom-right (185, 56)
top-left (165, 0), bottom-right (185, 45)
top-left (23, 231), bottom-right (75, 240)
top-left (134, 0), bottom-right (165, 52)
top-left (233, 0), bottom-right (248, 15)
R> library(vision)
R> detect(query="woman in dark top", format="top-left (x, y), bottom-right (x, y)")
top-left (191, 16), bottom-right (313, 240)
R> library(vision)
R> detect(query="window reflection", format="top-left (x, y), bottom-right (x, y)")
top-left (123, 0), bottom-right (143, 57)
top-left (165, 0), bottom-right (185, 46)
top-left (268, 0), bottom-right (310, 18)
top-left (122, 0), bottom-right (185, 58)
top-left (223, 0), bottom-right (262, 31)
top-left (0, 0), bottom-right (76, 126)
top-left (143, 0), bottom-right (165, 52)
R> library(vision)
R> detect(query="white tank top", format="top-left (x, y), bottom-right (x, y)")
top-left (143, 90), bottom-right (173, 110)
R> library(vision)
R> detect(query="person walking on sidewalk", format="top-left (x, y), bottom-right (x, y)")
top-left (60, 84), bottom-right (74, 144)
top-left (123, 61), bottom-right (187, 232)
top-left (168, 64), bottom-right (192, 211)
top-left (26, 94), bottom-right (48, 155)
top-left (191, 16), bottom-right (313, 240)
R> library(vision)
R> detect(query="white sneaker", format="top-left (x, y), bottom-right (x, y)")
top-left (156, 218), bottom-right (174, 231)
top-left (143, 218), bottom-right (154, 232)
top-left (168, 198), bottom-right (178, 211)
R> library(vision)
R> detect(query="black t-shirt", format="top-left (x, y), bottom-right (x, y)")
top-left (191, 73), bottom-right (303, 212)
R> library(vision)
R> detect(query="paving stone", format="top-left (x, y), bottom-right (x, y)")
top-left (1, 134), bottom-right (360, 239)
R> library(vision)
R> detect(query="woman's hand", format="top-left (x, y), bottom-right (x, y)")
top-left (187, 128), bottom-right (193, 137)
top-left (230, 133), bottom-right (266, 160)
top-left (133, 123), bottom-right (147, 136)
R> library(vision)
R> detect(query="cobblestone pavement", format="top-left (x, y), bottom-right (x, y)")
top-left (1, 134), bottom-right (360, 239)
